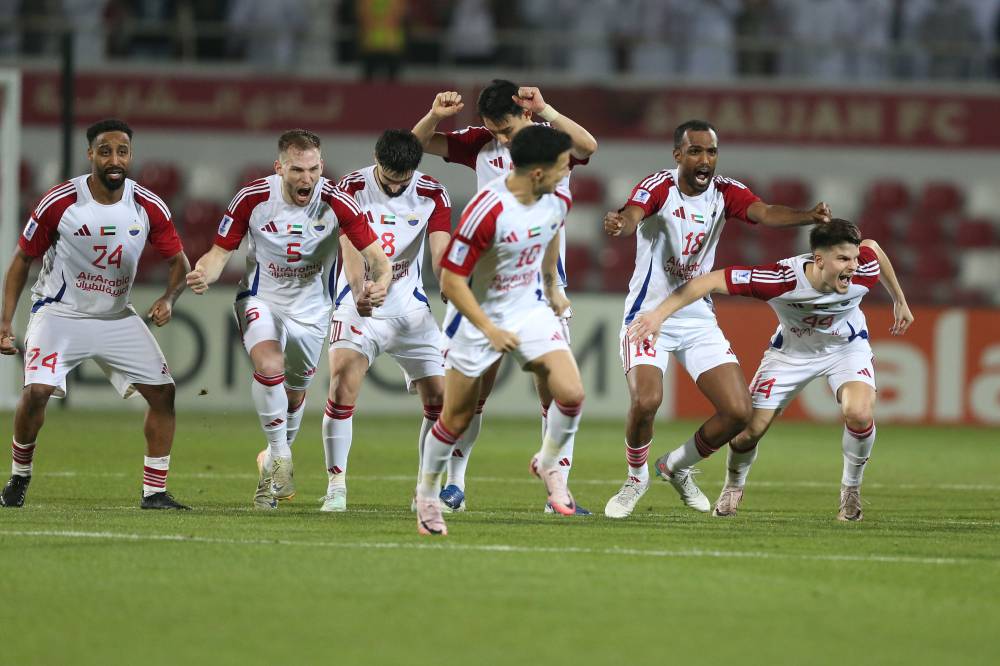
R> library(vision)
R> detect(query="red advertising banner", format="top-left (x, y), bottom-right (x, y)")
top-left (20, 70), bottom-right (1000, 149)
top-left (672, 302), bottom-right (1000, 425)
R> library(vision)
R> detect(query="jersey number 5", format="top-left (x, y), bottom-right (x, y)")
top-left (286, 242), bottom-right (302, 263)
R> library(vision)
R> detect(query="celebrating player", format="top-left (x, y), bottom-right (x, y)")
top-left (414, 125), bottom-right (584, 536)
top-left (322, 130), bottom-right (452, 512)
top-left (603, 119), bottom-right (833, 519)
top-left (186, 129), bottom-right (390, 510)
top-left (625, 219), bottom-right (912, 520)
top-left (412, 79), bottom-right (597, 514)
top-left (0, 119), bottom-right (190, 509)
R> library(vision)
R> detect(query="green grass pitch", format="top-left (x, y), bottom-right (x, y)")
top-left (1, 409), bottom-right (997, 665)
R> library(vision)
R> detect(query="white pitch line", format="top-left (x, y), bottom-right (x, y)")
top-left (0, 529), bottom-right (989, 567)
top-left (36, 471), bottom-right (1000, 492)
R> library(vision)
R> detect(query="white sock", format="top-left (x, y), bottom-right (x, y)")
top-left (322, 400), bottom-right (354, 487)
top-left (252, 372), bottom-right (290, 458)
top-left (625, 439), bottom-right (651, 483)
top-left (445, 400), bottom-right (484, 490)
top-left (539, 400), bottom-right (583, 470)
top-left (11, 439), bottom-right (35, 476)
top-left (664, 429), bottom-right (720, 475)
top-left (418, 420), bottom-right (459, 499)
top-left (142, 455), bottom-right (170, 497)
top-left (418, 404), bottom-right (442, 480)
top-left (286, 399), bottom-right (306, 447)
top-left (726, 444), bottom-right (759, 487)
top-left (842, 421), bottom-right (875, 487)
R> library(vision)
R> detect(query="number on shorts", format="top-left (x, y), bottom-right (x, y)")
top-left (245, 307), bottom-right (260, 325)
top-left (751, 376), bottom-right (776, 399)
top-left (26, 348), bottom-right (58, 374)
top-left (380, 232), bottom-right (396, 257)
top-left (92, 244), bottom-right (123, 269)
top-left (634, 340), bottom-right (657, 358)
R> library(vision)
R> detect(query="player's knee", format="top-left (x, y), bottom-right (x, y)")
top-left (721, 396), bottom-right (753, 430)
top-left (145, 384), bottom-right (176, 412)
top-left (21, 384), bottom-right (55, 410)
top-left (629, 391), bottom-right (661, 420)
top-left (843, 407), bottom-right (873, 432)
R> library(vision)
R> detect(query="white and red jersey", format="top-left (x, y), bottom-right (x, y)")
top-left (723, 246), bottom-right (881, 357)
top-left (333, 166), bottom-right (451, 318)
top-left (443, 124), bottom-right (588, 289)
top-left (19, 175), bottom-right (183, 318)
top-left (622, 168), bottom-right (760, 327)
top-left (215, 174), bottom-right (377, 315)
top-left (439, 176), bottom-right (571, 337)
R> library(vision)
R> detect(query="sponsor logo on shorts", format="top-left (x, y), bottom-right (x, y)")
top-left (631, 189), bottom-right (651, 204)
top-left (304, 367), bottom-right (317, 377)
top-left (857, 368), bottom-right (872, 377)
top-left (218, 215), bottom-right (233, 236)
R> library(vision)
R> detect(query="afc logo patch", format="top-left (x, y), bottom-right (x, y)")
top-left (22, 219), bottom-right (38, 240)
top-left (447, 240), bottom-right (470, 265)
top-left (731, 269), bottom-right (752, 284)
top-left (217, 214), bottom-right (234, 236)
top-left (631, 189), bottom-right (651, 204)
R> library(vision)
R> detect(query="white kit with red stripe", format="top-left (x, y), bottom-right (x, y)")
top-left (333, 166), bottom-right (452, 318)
top-left (439, 176), bottom-right (571, 339)
top-left (621, 168), bottom-right (760, 329)
top-left (19, 175), bottom-right (183, 318)
top-left (214, 174), bottom-right (377, 315)
top-left (443, 125), bottom-right (588, 289)
top-left (723, 247), bottom-right (881, 357)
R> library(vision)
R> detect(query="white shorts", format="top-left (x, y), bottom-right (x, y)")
top-left (619, 320), bottom-right (738, 381)
top-left (234, 297), bottom-right (328, 390)
top-left (748, 345), bottom-right (877, 410)
top-left (329, 307), bottom-right (445, 392)
top-left (23, 309), bottom-right (172, 399)
top-left (444, 306), bottom-right (571, 377)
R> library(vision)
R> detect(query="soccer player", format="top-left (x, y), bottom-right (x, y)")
top-left (0, 118), bottom-right (190, 509)
top-left (625, 219), bottom-right (913, 521)
top-left (185, 129), bottom-right (390, 510)
top-left (412, 79), bottom-right (597, 513)
top-left (414, 125), bottom-right (584, 536)
top-left (603, 119), bottom-right (833, 519)
top-left (322, 130), bottom-right (452, 512)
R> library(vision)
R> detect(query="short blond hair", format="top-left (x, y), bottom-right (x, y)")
top-left (278, 129), bottom-right (321, 155)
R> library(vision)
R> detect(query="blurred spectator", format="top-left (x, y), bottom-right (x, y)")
top-left (0, 0), bottom-right (19, 56)
top-left (560, 0), bottom-right (618, 78)
top-left (917, 0), bottom-right (979, 79)
top-left (683, 0), bottom-right (740, 80)
top-left (227, 0), bottom-right (307, 70)
top-left (62, 0), bottom-right (109, 66)
top-left (357, 0), bottom-right (405, 80)
top-left (621, 0), bottom-right (680, 80)
top-left (106, 0), bottom-right (181, 60)
top-left (408, 0), bottom-right (450, 64)
top-left (446, 0), bottom-right (497, 66)
top-left (736, 0), bottom-right (785, 77)
top-left (189, 0), bottom-right (227, 60)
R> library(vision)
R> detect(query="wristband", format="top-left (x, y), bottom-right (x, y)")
top-left (537, 105), bottom-right (561, 122)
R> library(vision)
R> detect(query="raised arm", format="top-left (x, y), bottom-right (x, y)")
top-left (747, 200), bottom-right (832, 228)
top-left (147, 251), bottom-right (191, 327)
top-left (861, 238), bottom-right (913, 336)
top-left (626, 270), bottom-right (729, 344)
top-left (412, 91), bottom-right (465, 158)
top-left (512, 87), bottom-right (598, 160)
top-left (0, 249), bottom-right (34, 355)
top-left (186, 245), bottom-right (233, 295)
top-left (440, 268), bottom-right (519, 353)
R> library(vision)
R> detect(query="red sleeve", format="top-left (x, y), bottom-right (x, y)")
top-left (216, 179), bottom-right (269, 251)
top-left (718, 177), bottom-right (762, 223)
top-left (724, 263), bottom-right (798, 300)
top-left (624, 171), bottom-right (671, 218)
top-left (569, 154), bottom-right (589, 170)
top-left (443, 126), bottom-right (494, 169)
top-left (554, 184), bottom-right (572, 215)
top-left (134, 185), bottom-right (183, 259)
top-left (19, 182), bottom-right (76, 258)
top-left (324, 184), bottom-right (378, 250)
top-left (852, 245), bottom-right (880, 289)
top-left (439, 190), bottom-right (503, 276)
top-left (416, 176), bottom-right (452, 233)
